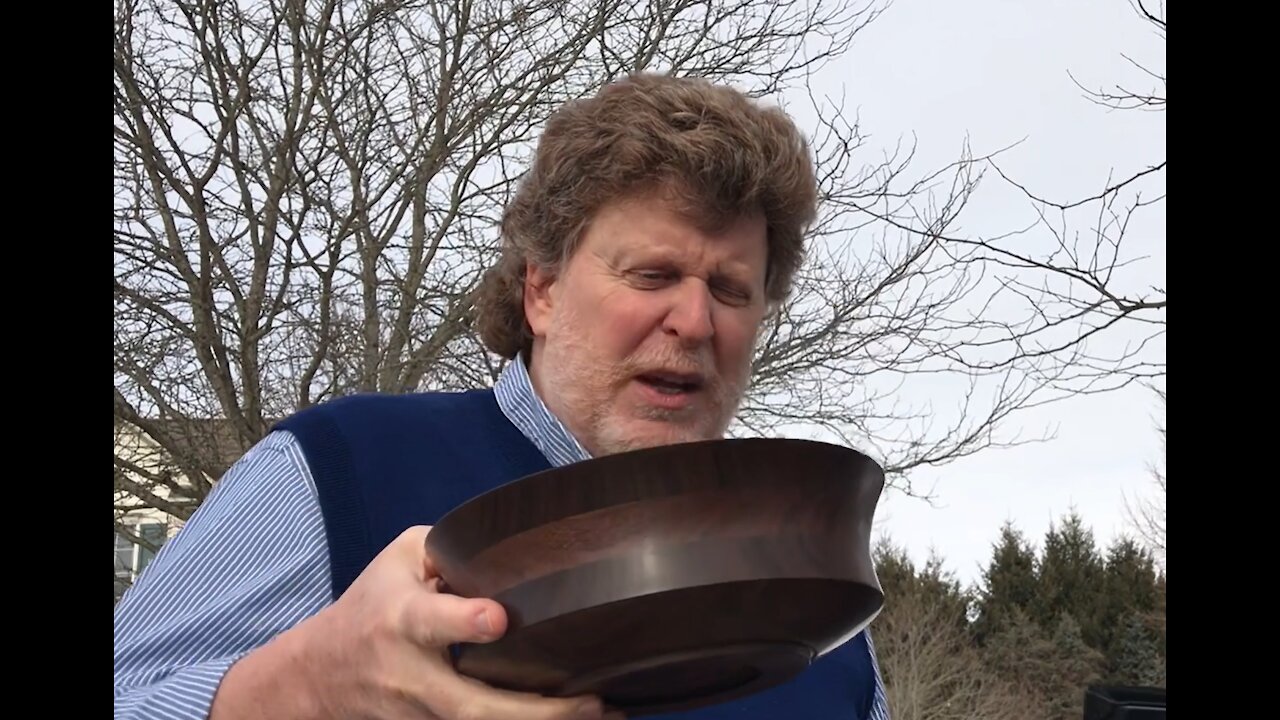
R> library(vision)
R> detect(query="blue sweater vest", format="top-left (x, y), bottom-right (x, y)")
top-left (275, 389), bottom-right (878, 719)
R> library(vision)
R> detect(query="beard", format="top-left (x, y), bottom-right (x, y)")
top-left (534, 310), bottom-right (751, 457)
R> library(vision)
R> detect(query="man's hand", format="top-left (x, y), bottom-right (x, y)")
top-left (211, 525), bottom-right (616, 719)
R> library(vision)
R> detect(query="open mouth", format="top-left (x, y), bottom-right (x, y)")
top-left (637, 372), bottom-right (705, 396)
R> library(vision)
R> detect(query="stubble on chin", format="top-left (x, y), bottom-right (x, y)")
top-left (588, 372), bottom-right (750, 457)
top-left (536, 317), bottom-right (752, 457)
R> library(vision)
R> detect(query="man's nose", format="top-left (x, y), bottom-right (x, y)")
top-left (662, 279), bottom-right (715, 346)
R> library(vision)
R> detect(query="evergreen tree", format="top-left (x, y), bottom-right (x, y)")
top-left (873, 539), bottom-right (971, 635)
top-left (979, 608), bottom-right (1056, 711)
top-left (972, 521), bottom-right (1039, 646)
top-left (1111, 611), bottom-right (1164, 686)
top-left (982, 583), bottom-right (1104, 718)
top-left (874, 537), bottom-right (919, 599)
top-left (872, 537), bottom-right (1037, 719)
top-left (1098, 536), bottom-right (1159, 676)
top-left (1152, 572), bottom-right (1166, 658)
top-left (1046, 612), bottom-right (1105, 719)
top-left (983, 610), bottom-right (1104, 720)
top-left (1035, 511), bottom-right (1105, 648)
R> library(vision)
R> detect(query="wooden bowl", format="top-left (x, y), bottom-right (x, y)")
top-left (424, 437), bottom-right (885, 716)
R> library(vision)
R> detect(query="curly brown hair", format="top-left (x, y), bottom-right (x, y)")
top-left (475, 72), bottom-right (818, 359)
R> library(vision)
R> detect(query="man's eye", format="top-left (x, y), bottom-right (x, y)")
top-left (712, 284), bottom-right (751, 306)
top-left (631, 270), bottom-right (674, 286)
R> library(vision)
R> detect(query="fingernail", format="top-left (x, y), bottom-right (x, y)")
top-left (473, 608), bottom-right (494, 635)
top-left (574, 698), bottom-right (604, 719)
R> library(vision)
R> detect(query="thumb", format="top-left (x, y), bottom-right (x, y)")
top-left (403, 581), bottom-right (510, 649)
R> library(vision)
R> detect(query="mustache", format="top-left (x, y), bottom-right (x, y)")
top-left (620, 347), bottom-right (715, 380)
top-left (618, 345), bottom-right (750, 405)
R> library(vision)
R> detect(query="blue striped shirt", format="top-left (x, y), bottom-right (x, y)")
top-left (113, 356), bottom-right (890, 719)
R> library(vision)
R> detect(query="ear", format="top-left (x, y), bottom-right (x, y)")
top-left (523, 260), bottom-right (558, 338)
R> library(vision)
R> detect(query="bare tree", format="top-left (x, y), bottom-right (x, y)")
top-left (114, 0), bottom-right (888, 515)
top-left (873, 549), bottom-right (1040, 720)
top-left (1124, 388), bottom-right (1165, 567)
top-left (1071, 1), bottom-right (1165, 114)
top-left (965, 0), bottom-right (1166, 394)
top-left (832, 1), bottom-right (1165, 446)
top-left (114, 0), bottom-right (1164, 570)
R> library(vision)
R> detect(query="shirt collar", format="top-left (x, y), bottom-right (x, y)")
top-left (493, 353), bottom-right (593, 467)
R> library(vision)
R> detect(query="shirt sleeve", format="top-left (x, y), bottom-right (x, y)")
top-left (865, 629), bottom-right (891, 719)
top-left (114, 430), bottom-right (333, 719)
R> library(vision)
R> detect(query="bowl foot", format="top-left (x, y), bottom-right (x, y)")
top-left (556, 641), bottom-right (813, 716)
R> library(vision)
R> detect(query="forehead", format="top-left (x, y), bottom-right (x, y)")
top-left (581, 194), bottom-right (768, 268)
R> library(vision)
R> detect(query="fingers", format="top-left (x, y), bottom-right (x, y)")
top-left (402, 584), bottom-right (509, 648)
top-left (394, 525), bottom-right (513, 652)
top-left (429, 672), bottom-right (609, 720)
top-left (386, 529), bottom-right (625, 720)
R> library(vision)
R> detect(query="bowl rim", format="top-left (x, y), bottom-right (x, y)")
top-left (426, 436), bottom-right (885, 565)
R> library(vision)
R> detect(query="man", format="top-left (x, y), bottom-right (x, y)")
top-left (114, 73), bottom-right (889, 720)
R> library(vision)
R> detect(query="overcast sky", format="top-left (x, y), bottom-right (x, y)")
top-left (782, 0), bottom-right (1166, 586)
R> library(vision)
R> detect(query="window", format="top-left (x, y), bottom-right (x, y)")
top-left (114, 522), bottom-right (167, 601)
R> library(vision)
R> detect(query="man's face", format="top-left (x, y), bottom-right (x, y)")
top-left (525, 193), bottom-right (769, 456)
